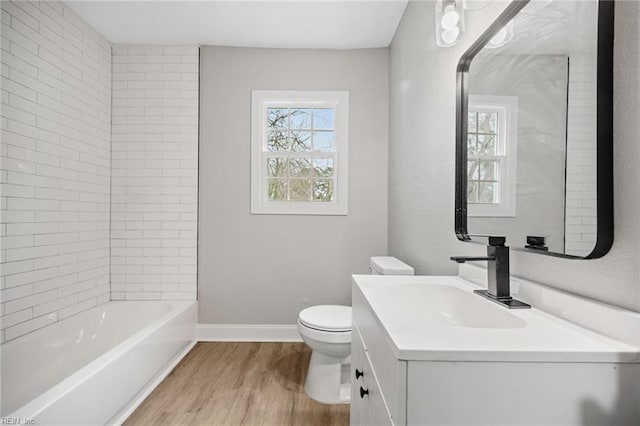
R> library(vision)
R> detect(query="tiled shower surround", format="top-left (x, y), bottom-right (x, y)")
top-left (565, 55), bottom-right (597, 256)
top-left (1, 2), bottom-right (199, 342)
top-left (110, 45), bottom-right (199, 301)
top-left (0, 1), bottom-right (112, 343)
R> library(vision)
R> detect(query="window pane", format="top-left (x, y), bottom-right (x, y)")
top-left (468, 112), bottom-right (477, 133)
top-left (480, 160), bottom-right (499, 180)
top-left (290, 131), bottom-right (312, 151)
top-left (267, 157), bottom-right (288, 177)
top-left (477, 135), bottom-right (496, 155)
top-left (478, 182), bottom-right (499, 204)
top-left (478, 112), bottom-right (498, 134)
top-left (313, 108), bottom-right (334, 130)
top-left (313, 158), bottom-right (334, 177)
top-left (290, 109), bottom-right (312, 129)
top-left (467, 134), bottom-right (477, 155)
top-left (289, 158), bottom-right (313, 177)
top-left (254, 93), bottom-right (348, 214)
top-left (289, 179), bottom-right (312, 201)
top-left (467, 160), bottom-right (479, 180)
top-left (313, 179), bottom-right (333, 202)
top-left (268, 129), bottom-right (290, 151)
top-left (268, 108), bottom-right (289, 129)
top-left (267, 179), bottom-right (288, 201)
top-left (467, 181), bottom-right (478, 203)
top-left (313, 131), bottom-right (334, 152)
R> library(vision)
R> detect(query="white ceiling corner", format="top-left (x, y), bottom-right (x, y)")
top-left (64, 0), bottom-right (409, 49)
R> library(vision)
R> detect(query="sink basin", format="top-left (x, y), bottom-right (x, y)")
top-left (352, 274), bottom-right (640, 363)
top-left (386, 284), bottom-right (526, 329)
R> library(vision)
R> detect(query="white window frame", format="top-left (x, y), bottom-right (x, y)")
top-left (467, 95), bottom-right (518, 217)
top-left (251, 90), bottom-right (349, 215)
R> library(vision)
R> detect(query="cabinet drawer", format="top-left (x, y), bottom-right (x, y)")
top-left (352, 325), bottom-right (394, 426)
top-left (353, 284), bottom-right (407, 425)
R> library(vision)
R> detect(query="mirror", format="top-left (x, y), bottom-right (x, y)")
top-left (455, 0), bottom-right (614, 258)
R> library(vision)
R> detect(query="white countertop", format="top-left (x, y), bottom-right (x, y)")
top-left (352, 274), bottom-right (640, 363)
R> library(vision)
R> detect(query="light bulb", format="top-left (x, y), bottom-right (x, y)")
top-left (441, 5), bottom-right (460, 30)
top-left (441, 27), bottom-right (460, 45)
top-left (486, 21), bottom-right (514, 48)
top-left (490, 28), bottom-right (507, 46)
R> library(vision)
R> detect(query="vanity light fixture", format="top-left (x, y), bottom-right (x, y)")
top-left (485, 21), bottom-right (514, 48)
top-left (436, 0), bottom-right (465, 47)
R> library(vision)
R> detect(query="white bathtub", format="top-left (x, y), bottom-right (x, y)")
top-left (1, 301), bottom-right (197, 425)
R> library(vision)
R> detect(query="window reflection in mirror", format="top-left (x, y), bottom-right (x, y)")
top-left (463, 0), bottom-right (599, 257)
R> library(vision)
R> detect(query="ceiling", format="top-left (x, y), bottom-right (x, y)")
top-left (65, 1), bottom-right (409, 49)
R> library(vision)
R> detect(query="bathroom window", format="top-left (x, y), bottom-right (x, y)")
top-left (251, 91), bottom-right (349, 215)
top-left (467, 95), bottom-right (518, 217)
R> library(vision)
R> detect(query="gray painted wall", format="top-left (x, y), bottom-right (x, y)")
top-left (198, 46), bottom-right (389, 324)
top-left (389, 0), bottom-right (640, 312)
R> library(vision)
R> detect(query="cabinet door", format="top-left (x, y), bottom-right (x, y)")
top-left (353, 285), bottom-right (407, 424)
top-left (351, 326), bottom-right (368, 426)
top-left (352, 325), bottom-right (394, 426)
top-left (360, 356), bottom-right (394, 426)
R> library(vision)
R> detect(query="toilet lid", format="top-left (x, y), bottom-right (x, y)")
top-left (298, 305), bottom-right (352, 332)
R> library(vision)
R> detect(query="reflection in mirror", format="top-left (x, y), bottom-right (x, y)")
top-left (456, 0), bottom-right (613, 258)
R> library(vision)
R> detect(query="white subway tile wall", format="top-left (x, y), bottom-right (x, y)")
top-left (0, 1), bottom-right (112, 343)
top-left (565, 55), bottom-right (597, 256)
top-left (110, 45), bottom-right (198, 301)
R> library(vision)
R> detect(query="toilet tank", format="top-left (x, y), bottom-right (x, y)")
top-left (369, 256), bottom-right (414, 276)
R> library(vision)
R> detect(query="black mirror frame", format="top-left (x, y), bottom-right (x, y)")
top-left (454, 0), bottom-right (614, 259)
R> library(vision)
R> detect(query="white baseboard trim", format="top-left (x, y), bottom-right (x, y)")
top-left (197, 323), bottom-right (303, 342)
top-left (111, 340), bottom-right (197, 425)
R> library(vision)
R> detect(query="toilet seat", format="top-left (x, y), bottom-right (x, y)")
top-left (298, 305), bottom-right (351, 332)
top-left (297, 320), bottom-right (351, 344)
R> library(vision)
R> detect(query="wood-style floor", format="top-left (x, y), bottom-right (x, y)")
top-left (124, 342), bottom-right (350, 426)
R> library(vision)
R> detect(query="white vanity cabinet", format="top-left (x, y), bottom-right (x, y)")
top-left (351, 285), bottom-right (407, 426)
top-left (350, 274), bottom-right (640, 426)
top-left (350, 325), bottom-right (393, 426)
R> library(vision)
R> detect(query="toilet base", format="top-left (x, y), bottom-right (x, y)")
top-left (303, 351), bottom-right (351, 404)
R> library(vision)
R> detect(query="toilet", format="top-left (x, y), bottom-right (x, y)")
top-left (297, 256), bottom-right (414, 404)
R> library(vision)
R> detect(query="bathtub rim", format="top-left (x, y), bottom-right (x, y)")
top-left (8, 300), bottom-right (197, 420)
top-left (107, 338), bottom-right (197, 425)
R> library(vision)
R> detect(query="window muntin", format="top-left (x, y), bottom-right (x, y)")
top-left (467, 95), bottom-right (518, 217)
top-left (265, 107), bottom-right (336, 202)
top-left (467, 110), bottom-right (502, 204)
top-left (251, 91), bottom-right (349, 215)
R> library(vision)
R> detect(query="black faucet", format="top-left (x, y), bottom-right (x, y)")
top-left (451, 236), bottom-right (531, 309)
